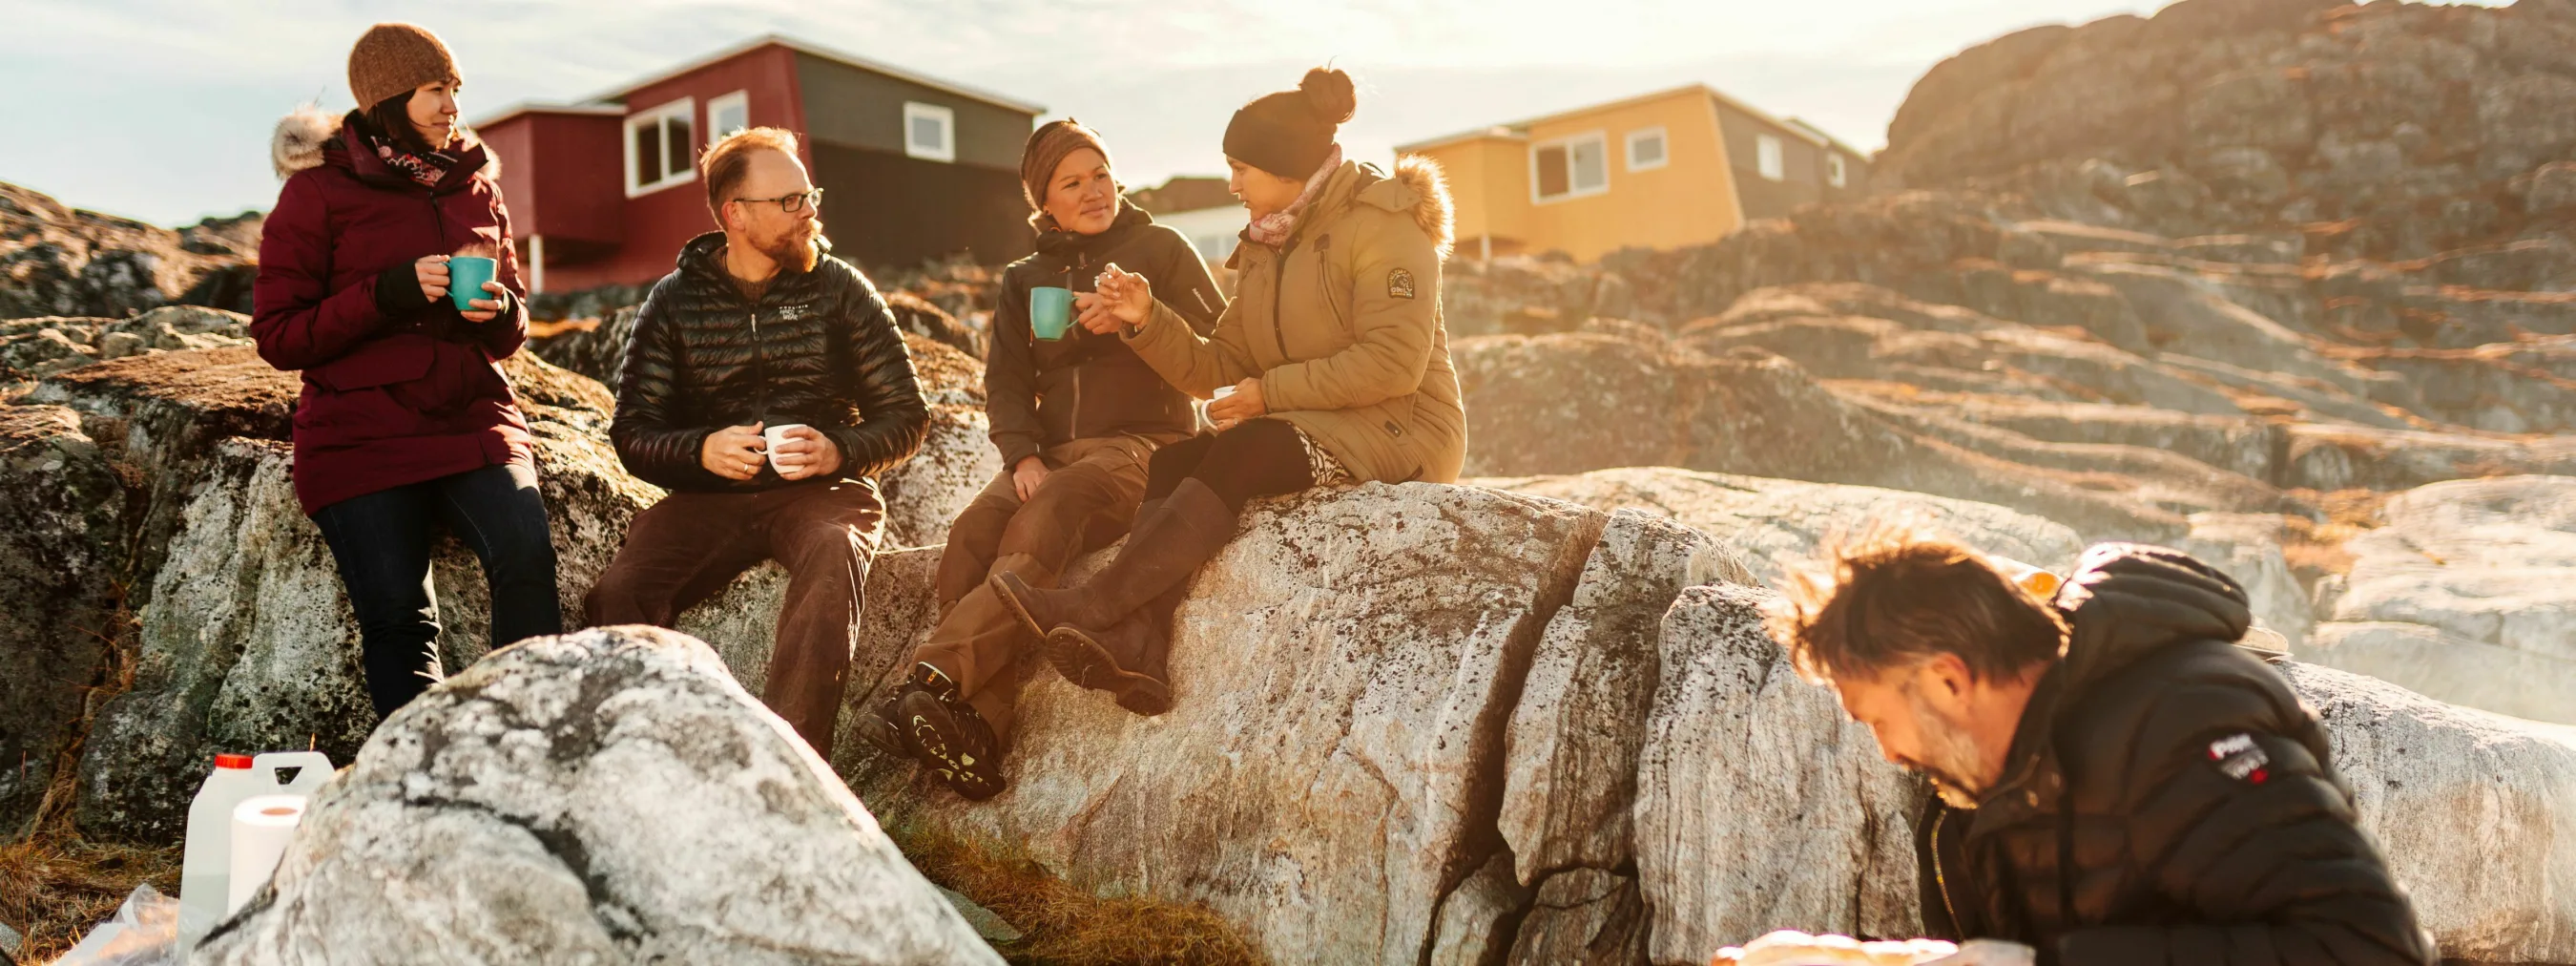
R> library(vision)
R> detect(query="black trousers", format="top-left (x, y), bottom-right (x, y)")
top-left (1144, 417), bottom-right (1319, 513)
top-left (311, 462), bottom-right (562, 718)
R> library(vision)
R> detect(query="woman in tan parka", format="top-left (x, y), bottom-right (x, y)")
top-left (989, 65), bottom-right (1465, 705)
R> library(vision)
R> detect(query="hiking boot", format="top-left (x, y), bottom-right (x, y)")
top-left (1043, 585), bottom-right (1181, 716)
top-left (991, 479), bottom-right (1235, 638)
top-left (893, 663), bottom-right (1008, 801)
top-left (856, 681), bottom-right (914, 760)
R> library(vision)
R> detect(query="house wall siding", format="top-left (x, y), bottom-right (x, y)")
top-left (795, 54), bottom-right (1026, 170)
top-left (1515, 91), bottom-right (1739, 262)
top-left (809, 140), bottom-right (1032, 272)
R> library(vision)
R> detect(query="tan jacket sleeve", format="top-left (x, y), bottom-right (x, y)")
top-left (1260, 214), bottom-right (1441, 413)
top-left (1123, 293), bottom-right (1259, 398)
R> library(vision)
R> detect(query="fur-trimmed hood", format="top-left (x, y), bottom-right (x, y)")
top-left (1389, 154), bottom-right (1454, 260)
top-left (271, 104), bottom-right (498, 181)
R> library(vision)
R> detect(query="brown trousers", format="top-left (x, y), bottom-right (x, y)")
top-left (585, 478), bottom-right (884, 761)
top-left (915, 434), bottom-right (1166, 739)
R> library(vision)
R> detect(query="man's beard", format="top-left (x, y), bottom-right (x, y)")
top-left (754, 219), bottom-right (823, 272)
top-left (1901, 682), bottom-right (1994, 809)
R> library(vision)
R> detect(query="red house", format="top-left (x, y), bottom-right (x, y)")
top-left (473, 35), bottom-right (1044, 293)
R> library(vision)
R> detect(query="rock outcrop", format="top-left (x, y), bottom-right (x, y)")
top-left (0, 181), bottom-right (258, 319)
top-left (0, 405), bottom-right (128, 835)
top-left (1, 304), bottom-right (251, 381)
top-left (2308, 474), bottom-right (2576, 724)
top-left (197, 624), bottom-right (1002, 965)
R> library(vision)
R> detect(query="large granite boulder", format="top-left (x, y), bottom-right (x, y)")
top-left (900, 483), bottom-right (1611, 963)
top-left (2308, 474), bottom-right (2576, 724)
top-left (197, 624), bottom-right (1002, 965)
top-left (1452, 332), bottom-right (1685, 476)
top-left (0, 405), bottom-right (128, 836)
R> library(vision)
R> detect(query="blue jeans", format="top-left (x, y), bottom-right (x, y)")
top-left (310, 462), bottom-right (561, 718)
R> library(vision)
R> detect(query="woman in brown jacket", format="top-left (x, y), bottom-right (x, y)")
top-left (986, 66), bottom-right (1466, 729)
top-left (866, 120), bottom-right (1224, 799)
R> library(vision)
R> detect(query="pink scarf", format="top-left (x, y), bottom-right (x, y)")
top-left (363, 126), bottom-right (462, 189)
top-left (1244, 144), bottom-right (1342, 250)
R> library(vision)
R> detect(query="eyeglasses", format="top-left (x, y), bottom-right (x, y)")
top-left (734, 188), bottom-right (824, 213)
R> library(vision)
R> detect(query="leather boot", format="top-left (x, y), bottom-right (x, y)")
top-left (1044, 580), bottom-right (1186, 715)
top-left (883, 662), bottom-right (1007, 800)
top-left (991, 479), bottom-right (1235, 638)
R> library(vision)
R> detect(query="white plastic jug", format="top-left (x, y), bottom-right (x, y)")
top-left (174, 750), bottom-right (331, 957)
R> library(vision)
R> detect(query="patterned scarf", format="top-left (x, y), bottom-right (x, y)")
top-left (1243, 143), bottom-right (1342, 250)
top-left (362, 124), bottom-right (461, 189)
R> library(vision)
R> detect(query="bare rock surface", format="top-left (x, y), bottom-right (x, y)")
top-left (2309, 474), bottom-right (2576, 724)
top-left (1486, 466), bottom-right (2084, 585)
top-left (907, 483), bottom-right (1608, 964)
top-left (0, 181), bottom-right (256, 320)
top-left (0, 405), bottom-right (127, 834)
top-left (197, 624), bottom-right (1001, 966)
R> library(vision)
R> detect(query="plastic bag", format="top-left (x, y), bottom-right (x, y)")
top-left (55, 883), bottom-right (177, 966)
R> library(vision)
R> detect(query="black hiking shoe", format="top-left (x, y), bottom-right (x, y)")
top-left (895, 663), bottom-right (1008, 801)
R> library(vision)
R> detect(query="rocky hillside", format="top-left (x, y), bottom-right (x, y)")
top-left (1, 182), bottom-right (260, 320)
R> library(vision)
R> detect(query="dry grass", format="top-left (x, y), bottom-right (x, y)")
top-left (2279, 489), bottom-right (2394, 592)
top-left (897, 824), bottom-right (1263, 966)
top-left (0, 584), bottom-right (177, 965)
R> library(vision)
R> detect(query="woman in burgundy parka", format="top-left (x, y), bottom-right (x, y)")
top-left (253, 22), bottom-right (560, 719)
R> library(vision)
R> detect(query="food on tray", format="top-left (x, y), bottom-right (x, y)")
top-left (1711, 930), bottom-right (1961, 966)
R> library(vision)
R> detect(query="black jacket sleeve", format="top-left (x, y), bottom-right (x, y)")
top-left (983, 277), bottom-right (1042, 469)
top-left (1152, 224), bottom-right (1227, 337)
top-left (823, 269), bottom-right (929, 481)
top-left (2053, 685), bottom-right (2437, 966)
top-left (610, 278), bottom-right (727, 491)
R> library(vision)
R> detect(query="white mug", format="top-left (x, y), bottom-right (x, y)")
top-left (762, 423), bottom-right (809, 472)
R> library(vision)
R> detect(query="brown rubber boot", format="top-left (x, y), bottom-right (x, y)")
top-left (1043, 581), bottom-right (1185, 715)
top-left (991, 479), bottom-right (1235, 638)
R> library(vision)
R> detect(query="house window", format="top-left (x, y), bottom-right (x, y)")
top-left (1530, 132), bottom-right (1610, 203)
top-left (904, 102), bottom-right (956, 162)
top-left (624, 97), bottom-right (696, 197)
top-left (1755, 134), bottom-right (1785, 182)
top-left (1826, 151), bottom-right (1848, 187)
top-left (1626, 127), bottom-right (1668, 172)
top-left (707, 91), bottom-right (750, 145)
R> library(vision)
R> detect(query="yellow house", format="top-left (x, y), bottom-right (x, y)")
top-left (1397, 85), bottom-right (1870, 263)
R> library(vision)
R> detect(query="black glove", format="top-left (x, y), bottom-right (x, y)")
top-left (373, 262), bottom-right (435, 316)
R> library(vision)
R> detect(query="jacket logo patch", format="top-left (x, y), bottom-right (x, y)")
top-left (1387, 267), bottom-right (1417, 301)
top-left (2208, 733), bottom-right (2272, 784)
top-left (1383, 419), bottom-right (1404, 437)
top-left (776, 304), bottom-right (814, 321)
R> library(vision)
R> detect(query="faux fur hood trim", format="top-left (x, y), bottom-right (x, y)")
top-left (271, 104), bottom-right (499, 180)
top-left (1391, 155), bottom-right (1454, 260)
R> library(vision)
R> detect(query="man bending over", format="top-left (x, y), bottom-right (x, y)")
top-left (1778, 536), bottom-right (2436, 966)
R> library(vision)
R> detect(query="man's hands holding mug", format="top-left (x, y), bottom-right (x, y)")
top-left (698, 422), bottom-right (842, 481)
top-left (413, 255), bottom-right (507, 323)
top-left (1075, 262), bottom-right (1153, 334)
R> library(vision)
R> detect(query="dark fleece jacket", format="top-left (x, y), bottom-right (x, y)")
top-left (1920, 544), bottom-right (2437, 966)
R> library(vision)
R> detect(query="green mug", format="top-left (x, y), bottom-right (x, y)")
top-left (447, 257), bottom-right (498, 312)
top-left (1028, 286), bottom-right (1073, 341)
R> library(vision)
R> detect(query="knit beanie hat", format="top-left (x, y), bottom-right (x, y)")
top-left (347, 23), bottom-right (460, 112)
top-left (1224, 68), bottom-right (1356, 180)
top-left (1020, 118), bottom-right (1113, 220)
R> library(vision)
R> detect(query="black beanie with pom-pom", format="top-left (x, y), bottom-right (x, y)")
top-left (1223, 67), bottom-right (1356, 180)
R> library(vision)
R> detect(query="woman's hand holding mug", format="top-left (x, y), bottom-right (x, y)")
top-left (1076, 262), bottom-right (1153, 334)
top-left (1206, 378), bottom-right (1265, 429)
top-left (413, 255), bottom-right (508, 323)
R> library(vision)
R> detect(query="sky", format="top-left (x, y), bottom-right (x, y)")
top-left (0, 0), bottom-right (2499, 227)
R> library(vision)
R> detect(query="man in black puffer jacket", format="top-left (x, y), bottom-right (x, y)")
top-left (587, 128), bottom-right (926, 760)
top-left (1778, 536), bottom-right (2436, 966)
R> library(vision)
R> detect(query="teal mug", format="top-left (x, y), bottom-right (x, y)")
top-left (1028, 286), bottom-right (1073, 341)
top-left (447, 257), bottom-right (499, 312)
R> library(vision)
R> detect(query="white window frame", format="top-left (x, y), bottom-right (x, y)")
top-left (1528, 131), bottom-right (1610, 204)
top-left (1755, 134), bottom-right (1785, 182)
top-left (706, 90), bottom-right (751, 146)
top-left (623, 96), bottom-right (696, 198)
top-left (1825, 151), bottom-right (1848, 188)
top-left (904, 101), bottom-right (956, 163)
top-left (1625, 127), bottom-right (1669, 172)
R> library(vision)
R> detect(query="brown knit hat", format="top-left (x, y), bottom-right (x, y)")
top-left (1020, 119), bottom-right (1113, 221)
top-left (347, 23), bottom-right (460, 111)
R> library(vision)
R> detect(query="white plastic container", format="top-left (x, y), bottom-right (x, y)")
top-left (175, 750), bottom-right (331, 957)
